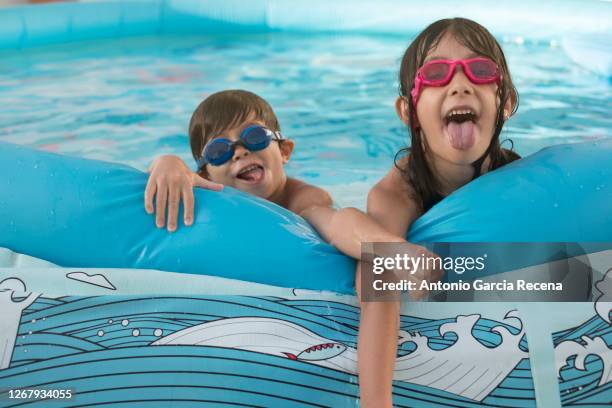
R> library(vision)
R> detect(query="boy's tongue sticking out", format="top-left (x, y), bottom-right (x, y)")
top-left (237, 163), bottom-right (265, 184)
top-left (445, 109), bottom-right (476, 150)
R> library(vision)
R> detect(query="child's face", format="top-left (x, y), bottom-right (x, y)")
top-left (405, 33), bottom-right (509, 166)
top-left (203, 115), bottom-right (294, 199)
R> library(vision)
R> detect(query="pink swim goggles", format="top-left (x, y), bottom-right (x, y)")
top-left (411, 57), bottom-right (501, 106)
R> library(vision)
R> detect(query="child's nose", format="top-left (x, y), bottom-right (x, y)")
top-left (447, 67), bottom-right (474, 97)
top-left (232, 144), bottom-right (249, 161)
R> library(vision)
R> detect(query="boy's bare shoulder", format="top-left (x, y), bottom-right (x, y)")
top-left (285, 178), bottom-right (333, 214)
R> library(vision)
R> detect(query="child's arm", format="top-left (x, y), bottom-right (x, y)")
top-left (357, 163), bottom-right (424, 408)
top-left (144, 155), bottom-right (223, 231)
top-left (287, 182), bottom-right (408, 259)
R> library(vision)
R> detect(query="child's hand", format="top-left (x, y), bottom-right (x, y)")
top-left (395, 244), bottom-right (444, 300)
top-left (144, 155), bottom-right (223, 232)
top-left (377, 243), bottom-right (444, 300)
top-left (408, 245), bottom-right (445, 300)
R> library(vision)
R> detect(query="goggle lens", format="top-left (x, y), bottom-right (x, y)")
top-left (242, 126), bottom-right (270, 149)
top-left (466, 59), bottom-right (498, 79)
top-left (205, 140), bottom-right (232, 164)
top-left (422, 62), bottom-right (451, 81)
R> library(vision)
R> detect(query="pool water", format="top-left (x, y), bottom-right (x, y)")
top-left (0, 33), bottom-right (610, 208)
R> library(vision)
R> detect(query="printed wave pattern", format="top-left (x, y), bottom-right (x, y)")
top-left (553, 268), bottom-right (612, 406)
top-left (0, 295), bottom-right (534, 407)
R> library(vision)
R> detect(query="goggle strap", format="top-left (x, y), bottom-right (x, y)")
top-left (263, 128), bottom-right (284, 140)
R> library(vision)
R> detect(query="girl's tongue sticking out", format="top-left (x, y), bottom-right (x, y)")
top-left (445, 110), bottom-right (476, 150)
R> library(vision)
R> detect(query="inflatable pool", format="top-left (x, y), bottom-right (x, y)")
top-left (1, 119), bottom-right (611, 408)
top-left (1, 1), bottom-right (611, 407)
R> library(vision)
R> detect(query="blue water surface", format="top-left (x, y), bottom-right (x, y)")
top-left (0, 33), bottom-right (609, 208)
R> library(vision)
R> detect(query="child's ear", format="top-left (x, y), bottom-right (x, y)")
top-left (395, 96), bottom-right (412, 125)
top-left (503, 88), bottom-right (517, 120)
top-left (279, 139), bottom-right (295, 164)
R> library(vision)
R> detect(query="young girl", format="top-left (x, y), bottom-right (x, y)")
top-left (357, 18), bottom-right (520, 407)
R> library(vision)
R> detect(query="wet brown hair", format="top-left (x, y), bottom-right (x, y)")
top-left (397, 18), bottom-right (520, 211)
top-left (189, 90), bottom-right (281, 175)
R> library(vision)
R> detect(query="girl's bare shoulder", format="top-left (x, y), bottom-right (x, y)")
top-left (368, 155), bottom-right (421, 234)
top-left (370, 155), bottom-right (413, 204)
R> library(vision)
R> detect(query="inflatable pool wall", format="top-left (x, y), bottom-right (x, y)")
top-left (1, 265), bottom-right (611, 407)
top-left (0, 0), bottom-right (610, 51)
top-left (0, 141), bottom-right (355, 293)
top-left (0, 273), bottom-right (539, 408)
top-left (1, 140), bottom-right (610, 293)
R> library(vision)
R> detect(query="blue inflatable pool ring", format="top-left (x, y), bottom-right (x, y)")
top-left (0, 140), bottom-right (610, 293)
top-left (409, 139), bottom-right (612, 242)
top-left (0, 142), bottom-right (355, 293)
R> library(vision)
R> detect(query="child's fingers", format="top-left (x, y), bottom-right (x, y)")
top-left (155, 183), bottom-right (168, 228)
top-left (194, 176), bottom-right (223, 191)
top-left (182, 187), bottom-right (195, 226)
top-left (406, 271), bottom-right (429, 300)
top-left (144, 176), bottom-right (157, 214)
top-left (166, 187), bottom-right (180, 232)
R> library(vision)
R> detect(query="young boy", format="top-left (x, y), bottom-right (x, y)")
top-left (144, 90), bottom-right (438, 288)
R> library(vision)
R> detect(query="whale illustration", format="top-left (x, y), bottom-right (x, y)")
top-left (152, 311), bottom-right (527, 401)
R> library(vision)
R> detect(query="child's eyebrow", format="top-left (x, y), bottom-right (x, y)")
top-left (207, 130), bottom-right (231, 142)
top-left (242, 121), bottom-right (261, 128)
top-left (238, 121), bottom-right (263, 133)
top-left (209, 121), bottom-right (261, 141)
top-left (424, 52), bottom-right (480, 63)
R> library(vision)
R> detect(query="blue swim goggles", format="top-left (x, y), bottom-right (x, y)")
top-left (198, 125), bottom-right (284, 167)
